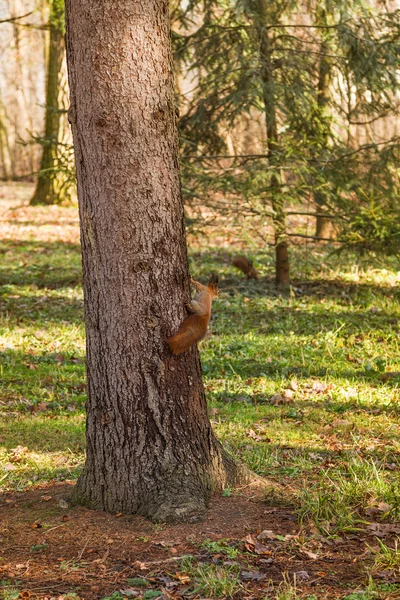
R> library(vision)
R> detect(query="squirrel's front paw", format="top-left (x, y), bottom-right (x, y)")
top-left (185, 302), bottom-right (195, 313)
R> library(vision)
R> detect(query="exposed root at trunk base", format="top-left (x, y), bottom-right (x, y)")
top-left (71, 440), bottom-right (271, 524)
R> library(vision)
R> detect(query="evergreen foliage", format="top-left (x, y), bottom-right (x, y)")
top-left (173, 0), bottom-right (400, 266)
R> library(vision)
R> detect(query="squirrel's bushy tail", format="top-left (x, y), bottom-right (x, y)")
top-left (168, 331), bottom-right (192, 355)
top-left (167, 315), bottom-right (207, 355)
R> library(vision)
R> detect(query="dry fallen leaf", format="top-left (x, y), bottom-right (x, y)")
top-left (243, 534), bottom-right (271, 555)
top-left (3, 463), bottom-right (17, 472)
top-left (294, 570), bottom-right (310, 580)
top-left (312, 381), bottom-right (328, 393)
top-left (175, 572), bottom-right (191, 584)
top-left (247, 429), bottom-right (263, 442)
top-left (23, 362), bottom-right (37, 370)
top-left (257, 529), bottom-right (276, 541)
top-left (269, 393), bottom-right (284, 405)
top-left (367, 522), bottom-right (400, 536)
top-left (119, 589), bottom-right (139, 598)
top-left (381, 372), bottom-right (400, 381)
top-left (240, 570), bottom-right (266, 581)
top-left (10, 446), bottom-right (28, 463)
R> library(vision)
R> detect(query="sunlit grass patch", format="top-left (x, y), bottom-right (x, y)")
top-left (0, 415), bottom-right (85, 490)
top-left (1, 194), bottom-right (400, 533)
top-left (0, 445), bottom-right (84, 491)
top-left (298, 458), bottom-right (400, 533)
top-left (179, 556), bottom-right (242, 598)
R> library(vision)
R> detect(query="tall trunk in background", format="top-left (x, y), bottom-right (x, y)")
top-left (65, 0), bottom-right (246, 523)
top-left (0, 97), bottom-right (13, 180)
top-left (314, 8), bottom-right (334, 239)
top-left (9, 0), bottom-right (36, 175)
top-left (252, 0), bottom-right (290, 286)
top-left (31, 0), bottom-right (72, 205)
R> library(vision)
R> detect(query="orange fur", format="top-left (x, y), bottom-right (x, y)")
top-left (232, 255), bottom-right (259, 279)
top-left (167, 277), bottom-right (219, 355)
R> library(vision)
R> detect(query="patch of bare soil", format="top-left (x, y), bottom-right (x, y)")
top-left (0, 483), bottom-right (379, 599)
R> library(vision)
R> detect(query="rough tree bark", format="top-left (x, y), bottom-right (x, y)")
top-left (31, 0), bottom-right (72, 205)
top-left (65, 0), bottom-right (247, 523)
top-left (252, 0), bottom-right (290, 286)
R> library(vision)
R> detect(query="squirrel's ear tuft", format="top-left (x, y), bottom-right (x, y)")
top-left (208, 273), bottom-right (219, 296)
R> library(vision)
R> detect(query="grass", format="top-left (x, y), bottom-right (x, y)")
top-left (179, 557), bottom-right (242, 598)
top-left (201, 538), bottom-right (241, 558)
top-left (370, 538), bottom-right (400, 575)
top-left (1, 190), bottom-right (400, 542)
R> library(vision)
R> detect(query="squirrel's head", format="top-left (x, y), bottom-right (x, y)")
top-left (207, 274), bottom-right (219, 298)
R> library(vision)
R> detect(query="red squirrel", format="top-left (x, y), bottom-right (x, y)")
top-left (232, 255), bottom-right (259, 279)
top-left (167, 275), bottom-right (219, 355)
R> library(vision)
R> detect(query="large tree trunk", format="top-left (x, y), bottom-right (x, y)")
top-left (252, 0), bottom-right (290, 286)
top-left (65, 0), bottom-right (246, 523)
top-left (31, 2), bottom-right (73, 205)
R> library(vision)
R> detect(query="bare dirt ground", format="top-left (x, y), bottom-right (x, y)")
top-left (0, 483), bottom-right (380, 600)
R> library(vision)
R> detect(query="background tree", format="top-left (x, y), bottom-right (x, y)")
top-left (173, 0), bottom-right (400, 272)
top-left (65, 0), bottom-right (246, 522)
top-left (0, 1), bottom-right (44, 179)
top-left (31, 0), bottom-right (74, 205)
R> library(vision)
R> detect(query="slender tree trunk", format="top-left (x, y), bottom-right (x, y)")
top-left (315, 38), bottom-right (334, 239)
top-left (0, 98), bottom-right (12, 180)
top-left (31, 2), bottom-right (70, 205)
top-left (253, 0), bottom-right (290, 286)
top-left (9, 0), bottom-right (36, 176)
top-left (65, 0), bottom-right (246, 523)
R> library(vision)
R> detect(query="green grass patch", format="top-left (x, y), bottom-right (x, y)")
top-left (179, 556), bottom-right (242, 598)
top-left (1, 200), bottom-right (400, 536)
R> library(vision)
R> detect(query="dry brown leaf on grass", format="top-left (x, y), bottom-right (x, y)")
top-left (311, 381), bottom-right (329, 393)
top-left (9, 446), bottom-right (28, 463)
top-left (367, 522), bottom-right (400, 536)
top-left (293, 570), bottom-right (310, 580)
top-left (257, 529), bottom-right (276, 541)
top-left (247, 429), bottom-right (264, 442)
top-left (269, 393), bottom-right (284, 405)
top-left (365, 502), bottom-right (392, 518)
top-left (243, 534), bottom-right (271, 555)
top-left (381, 371), bottom-right (400, 381)
top-left (301, 549), bottom-right (319, 560)
top-left (240, 570), bottom-right (266, 581)
top-left (174, 572), bottom-right (191, 584)
top-left (23, 362), bottom-right (37, 370)
top-left (282, 389), bottom-right (295, 401)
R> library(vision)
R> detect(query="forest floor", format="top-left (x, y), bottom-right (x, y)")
top-left (1, 182), bottom-right (400, 600)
